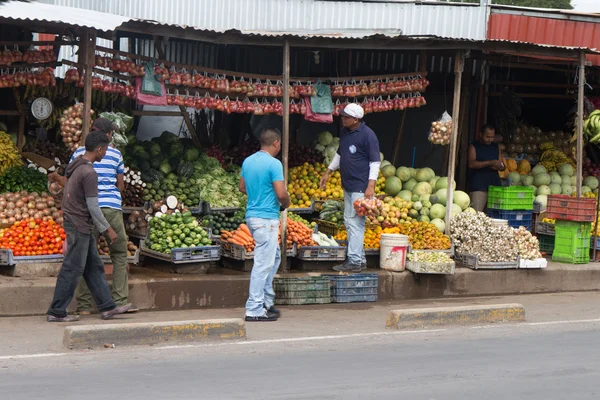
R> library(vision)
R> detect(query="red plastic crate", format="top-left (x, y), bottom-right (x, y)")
top-left (545, 195), bottom-right (597, 222)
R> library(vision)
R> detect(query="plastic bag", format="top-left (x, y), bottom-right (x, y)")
top-left (428, 111), bottom-right (453, 146)
top-left (304, 97), bottom-right (333, 123)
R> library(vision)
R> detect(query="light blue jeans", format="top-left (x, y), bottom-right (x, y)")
top-left (245, 217), bottom-right (281, 317)
top-left (344, 192), bottom-right (367, 266)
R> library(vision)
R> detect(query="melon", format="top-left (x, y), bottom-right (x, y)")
top-left (558, 164), bottom-right (575, 176)
top-left (430, 218), bottom-right (446, 233)
top-left (395, 167), bottom-right (412, 182)
top-left (582, 186), bottom-right (592, 194)
top-left (561, 175), bottom-right (571, 186)
top-left (522, 175), bottom-right (534, 186)
top-left (381, 165), bottom-right (396, 178)
top-left (534, 173), bottom-right (551, 186)
top-left (430, 204), bottom-right (446, 220)
top-left (433, 188), bottom-right (448, 206)
top-left (532, 165), bottom-right (547, 175)
top-left (384, 176), bottom-right (403, 196)
top-left (429, 177), bottom-right (439, 189)
top-left (380, 160), bottom-right (391, 169)
top-left (561, 184), bottom-right (574, 195)
top-left (417, 215), bottom-right (430, 223)
top-left (398, 190), bottom-right (413, 202)
top-left (537, 185), bottom-right (551, 196)
top-left (549, 183), bottom-right (562, 195)
top-left (508, 172), bottom-right (521, 184)
top-left (453, 191), bottom-right (470, 210)
top-left (450, 203), bottom-right (462, 217)
top-left (535, 194), bottom-right (548, 209)
top-left (549, 172), bottom-right (562, 185)
top-left (464, 207), bottom-right (477, 214)
top-left (527, 185), bottom-right (537, 195)
top-left (404, 178), bottom-right (417, 192)
top-left (571, 176), bottom-right (577, 186)
top-left (415, 168), bottom-right (434, 182)
top-left (434, 177), bottom-right (456, 191)
top-left (408, 168), bottom-right (417, 178)
top-left (413, 182), bottom-right (433, 197)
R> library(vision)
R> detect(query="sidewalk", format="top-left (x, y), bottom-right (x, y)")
top-left (1, 260), bottom-right (599, 317)
top-left (2, 291), bottom-right (600, 357)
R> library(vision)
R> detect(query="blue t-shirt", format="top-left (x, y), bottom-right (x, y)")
top-left (338, 123), bottom-right (380, 193)
top-left (241, 151), bottom-right (284, 220)
top-left (70, 146), bottom-right (124, 210)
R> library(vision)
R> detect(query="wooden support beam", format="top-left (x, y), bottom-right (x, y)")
top-left (80, 30), bottom-right (97, 145)
top-left (17, 114), bottom-right (25, 151)
top-left (576, 51), bottom-right (585, 198)
top-left (392, 110), bottom-right (408, 166)
top-left (445, 52), bottom-right (465, 235)
top-left (0, 110), bottom-right (21, 116)
top-left (131, 110), bottom-right (185, 117)
top-left (179, 105), bottom-right (200, 146)
top-left (280, 40), bottom-right (291, 273)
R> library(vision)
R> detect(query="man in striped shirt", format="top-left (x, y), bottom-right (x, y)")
top-left (49, 118), bottom-right (137, 314)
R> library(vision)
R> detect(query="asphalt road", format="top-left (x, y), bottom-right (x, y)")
top-left (2, 319), bottom-right (600, 399)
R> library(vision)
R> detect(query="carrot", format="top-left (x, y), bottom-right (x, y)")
top-left (228, 237), bottom-right (246, 246)
top-left (239, 224), bottom-right (252, 237)
top-left (234, 229), bottom-right (253, 243)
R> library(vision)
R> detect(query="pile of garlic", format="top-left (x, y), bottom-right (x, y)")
top-left (450, 212), bottom-right (519, 262)
top-left (513, 226), bottom-right (542, 260)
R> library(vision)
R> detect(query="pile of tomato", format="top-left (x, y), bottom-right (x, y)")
top-left (0, 219), bottom-right (65, 257)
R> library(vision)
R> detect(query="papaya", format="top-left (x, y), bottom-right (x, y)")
top-left (506, 158), bottom-right (518, 172)
top-left (517, 159), bottom-right (531, 174)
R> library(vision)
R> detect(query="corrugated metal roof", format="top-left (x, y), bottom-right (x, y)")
top-left (487, 13), bottom-right (600, 66)
top-left (38, 0), bottom-right (489, 40)
top-left (0, 1), bottom-right (132, 32)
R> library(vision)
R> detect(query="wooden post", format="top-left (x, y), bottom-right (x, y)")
top-left (392, 110), bottom-right (408, 166)
top-left (444, 52), bottom-right (465, 234)
top-left (576, 51), bottom-right (586, 197)
top-left (81, 30), bottom-right (96, 145)
top-left (280, 40), bottom-right (290, 272)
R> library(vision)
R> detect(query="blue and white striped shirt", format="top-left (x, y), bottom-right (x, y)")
top-left (70, 146), bottom-right (124, 210)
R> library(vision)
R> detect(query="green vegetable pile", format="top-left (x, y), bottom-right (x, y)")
top-left (201, 212), bottom-right (245, 236)
top-left (147, 211), bottom-right (212, 254)
top-left (143, 174), bottom-right (201, 208)
top-left (194, 160), bottom-right (246, 209)
top-left (0, 167), bottom-right (48, 194)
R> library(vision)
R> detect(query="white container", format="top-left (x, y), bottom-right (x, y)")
top-left (379, 234), bottom-right (409, 272)
top-left (519, 258), bottom-right (548, 269)
top-left (491, 218), bottom-right (508, 227)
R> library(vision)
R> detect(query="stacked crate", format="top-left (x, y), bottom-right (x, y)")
top-left (486, 186), bottom-right (534, 231)
top-left (545, 195), bottom-right (596, 264)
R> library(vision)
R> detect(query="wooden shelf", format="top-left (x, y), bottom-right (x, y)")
top-left (0, 61), bottom-right (61, 69)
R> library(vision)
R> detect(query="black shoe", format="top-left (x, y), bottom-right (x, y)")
top-left (100, 303), bottom-right (132, 320)
top-left (47, 314), bottom-right (80, 323)
top-left (265, 305), bottom-right (281, 317)
top-left (333, 263), bottom-right (362, 272)
top-left (126, 304), bottom-right (139, 313)
top-left (245, 311), bottom-right (278, 322)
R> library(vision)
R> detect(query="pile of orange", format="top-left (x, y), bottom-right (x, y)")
top-left (384, 222), bottom-right (451, 250)
top-left (334, 225), bottom-right (383, 249)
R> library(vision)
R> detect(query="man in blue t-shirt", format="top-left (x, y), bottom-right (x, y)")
top-left (240, 128), bottom-right (291, 322)
top-left (320, 104), bottom-right (381, 272)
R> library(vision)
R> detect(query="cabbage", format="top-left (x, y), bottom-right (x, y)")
top-left (314, 143), bottom-right (325, 153)
top-left (185, 148), bottom-right (200, 162)
top-left (325, 146), bottom-right (337, 159)
top-left (318, 131), bottom-right (333, 146)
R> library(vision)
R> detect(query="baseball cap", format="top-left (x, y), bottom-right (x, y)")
top-left (340, 103), bottom-right (364, 119)
top-left (92, 118), bottom-right (119, 134)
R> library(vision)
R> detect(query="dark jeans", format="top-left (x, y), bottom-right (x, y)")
top-left (47, 220), bottom-right (116, 318)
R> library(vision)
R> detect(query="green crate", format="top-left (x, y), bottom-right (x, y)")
top-left (538, 234), bottom-right (555, 255)
top-left (552, 220), bottom-right (591, 264)
top-left (274, 277), bottom-right (332, 305)
top-left (487, 186), bottom-right (535, 211)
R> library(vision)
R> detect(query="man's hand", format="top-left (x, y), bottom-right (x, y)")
top-left (106, 227), bottom-right (118, 244)
top-left (365, 181), bottom-right (375, 199)
top-left (319, 172), bottom-right (330, 190)
top-left (47, 172), bottom-right (58, 183)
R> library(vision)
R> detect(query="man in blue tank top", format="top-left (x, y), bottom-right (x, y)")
top-left (468, 124), bottom-right (505, 211)
top-left (240, 128), bottom-right (291, 322)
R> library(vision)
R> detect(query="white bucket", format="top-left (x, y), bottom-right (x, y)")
top-left (379, 234), bottom-right (409, 272)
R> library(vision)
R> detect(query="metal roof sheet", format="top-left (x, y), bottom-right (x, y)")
top-left (39, 0), bottom-right (489, 40)
top-left (487, 12), bottom-right (600, 66)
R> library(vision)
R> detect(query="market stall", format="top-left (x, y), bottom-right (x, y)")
top-left (0, 2), bottom-right (598, 288)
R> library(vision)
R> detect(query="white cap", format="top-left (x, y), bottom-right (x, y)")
top-left (340, 103), bottom-right (364, 119)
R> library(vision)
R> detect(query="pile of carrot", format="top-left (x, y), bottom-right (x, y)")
top-left (221, 224), bottom-right (255, 253)
top-left (286, 220), bottom-right (316, 247)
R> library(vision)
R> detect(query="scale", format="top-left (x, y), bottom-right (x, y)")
top-left (31, 97), bottom-right (53, 120)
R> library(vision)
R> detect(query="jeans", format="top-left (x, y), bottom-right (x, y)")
top-left (75, 208), bottom-right (129, 310)
top-left (245, 217), bottom-right (281, 317)
top-left (47, 220), bottom-right (116, 318)
top-left (344, 191), bottom-right (367, 266)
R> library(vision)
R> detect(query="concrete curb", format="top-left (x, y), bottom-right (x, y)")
top-left (386, 303), bottom-right (525, 329)
top-left (63, 318), bottom-right (246, 349)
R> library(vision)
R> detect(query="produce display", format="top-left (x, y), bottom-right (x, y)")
top-left (0, 218), bottom-right (65, 257)
top-left (146, 211), bottom-right (212, 254)
top-left (0, 48), bottom-right (56, 65)
top-left (513, 227), bottom-right (542, 260)
top-left (94, 55), bottom-right (145, 76)
top-left (0, 167), bottom-right (47, 194)
top-left (311, 231), bottom-right (340, 247)
top-left (450, 212), bottom-right (519, 262)
top-left (220, 224), bottom-right (256, 253)
top-left (331, 77), bottom-right (429, 97)
top-left (0, 68), bottom-right (56, 89)
top-left (0, 131), bottom-right (24, 175)
top-left (22, 139), bottom-right (70, 167)
top-left (201, 212), bottom-right (245, 237)
top-left (126, 210), bottom-right (149, 235)
top-left (0, 191), bottom-right (61, 225)
top-left (288, 212), bottom-right (315, 229)
top-left (319, 200), bottom-right (344, 224)
top-left (97, 236), bottom-right (138, 257)
top-left (59, 103), bottom-right (94, 151)
top-left (428, 112), bottom-right (453, 146)
top-left (383, 222), bottom-right (451, 250)
top-left (583, 109), bottom-right (600, 144)
top-left (406, 251), bottom-right (454, 274)
top-left (122, 167), bottom-right (145, 207)
top-left (286, 219), bottom-right (317, 247)
top-left (334, 226), bottom-right (383, 249)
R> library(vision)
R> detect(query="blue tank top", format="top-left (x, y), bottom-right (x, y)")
top-left (470, 142), bottom-right (501, 191)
